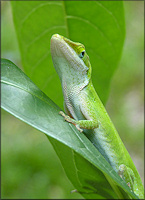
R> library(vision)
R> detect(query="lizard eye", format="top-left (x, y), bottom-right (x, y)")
top-left (79, 50), bottom-right (85, 59)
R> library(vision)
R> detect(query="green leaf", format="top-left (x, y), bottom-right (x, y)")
top-left (1, 59), bottom-right (138, 199)
top-left (11, 1), bottom-right (125, 107)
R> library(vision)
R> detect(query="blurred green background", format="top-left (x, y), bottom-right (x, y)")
top-left (1, 1), bottom-right (144, 199)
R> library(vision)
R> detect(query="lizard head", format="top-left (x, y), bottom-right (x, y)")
top-left (51, 34), bottom-right (91, 85)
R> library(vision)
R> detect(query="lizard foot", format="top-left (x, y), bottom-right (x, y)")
top-left (59, 111), bottom-right (83, 132)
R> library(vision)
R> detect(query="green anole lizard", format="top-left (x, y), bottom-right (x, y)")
top-left (50, 34), bottom-right (144, 199)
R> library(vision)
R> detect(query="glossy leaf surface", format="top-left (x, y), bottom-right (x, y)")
top-left (1, 59), bottom-right (138, 199)
top-left (11, 1), bottom-right (125, 107)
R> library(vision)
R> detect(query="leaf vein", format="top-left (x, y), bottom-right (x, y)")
top-left (26, 25), bottom-right (66, 48)
top-left (95, 1), bottom-right (121, 32)
top-left (1, 80), bottom-right (52, 107)
top-left (67, 15), bottom-right (113, 47)
top-left (30, 50), bottom-right (50, 74)
top-left (20, 2), bottom-right (62, 26)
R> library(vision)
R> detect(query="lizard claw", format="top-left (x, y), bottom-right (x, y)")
top-left (76, 125), bottom-right (83, 133)
top-left (59, 111), bottom-right (83, 132)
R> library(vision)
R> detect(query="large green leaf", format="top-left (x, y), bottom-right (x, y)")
top-left (1, 59), bottom-right (138, 199)
top-left (11, 1), bottom-right (125, 107)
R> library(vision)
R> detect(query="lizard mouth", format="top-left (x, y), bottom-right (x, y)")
top-left (50, 34), bottom-right (88, 74)
top-left (51, 34), bottom-right (63, 46)
top-left (51, 34), bottom-right (76, 62)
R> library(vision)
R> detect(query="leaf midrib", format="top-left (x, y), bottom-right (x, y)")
top-left (1, 80), bottom-right (53, 108)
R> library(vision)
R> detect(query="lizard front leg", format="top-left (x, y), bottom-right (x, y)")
top-left (59, 111), bottom-right (99, 132)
